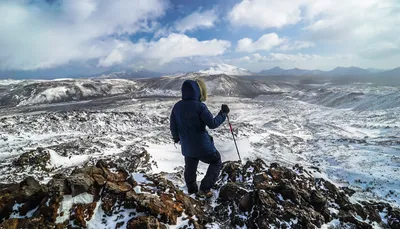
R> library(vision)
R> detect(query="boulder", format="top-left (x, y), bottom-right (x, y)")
top-left (219, 182), bottom-right (248, 202)
top-left (67, 173), bottom-right (94, 196)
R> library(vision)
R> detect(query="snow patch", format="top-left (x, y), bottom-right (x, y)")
top-left (49, 149), bottom-right (89, 168)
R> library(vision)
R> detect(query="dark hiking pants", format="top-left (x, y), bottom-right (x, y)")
top-left (184, 151), bottom-right (222, 194)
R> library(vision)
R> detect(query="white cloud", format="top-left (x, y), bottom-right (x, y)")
top-left (237, 33), bottom-right (284, 52)
top-left (359, 41), bottom-right (400, 59)
top-left (278, 41), bottom-right (315, 51)
top-left (0, 0), bottom-right (167, 70)
top-left (102, 33), bottom-right (231, 65)
top-left (98, 43), bottom-right (125, 67)
top-left (228, 0), bottom-right (307, 29)
top-left (175, 9), bottom-right (217, 33)
top-left (303, 0), bottom-right (400, 49)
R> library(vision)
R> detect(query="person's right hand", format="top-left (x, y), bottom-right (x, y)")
top-left (221, 104), bottom-right (230, 114)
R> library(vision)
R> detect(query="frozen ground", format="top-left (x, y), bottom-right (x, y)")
top-left (0, 83), bottom-right (399, 210)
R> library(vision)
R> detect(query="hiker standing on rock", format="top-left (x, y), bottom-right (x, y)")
top-left (170, 79), bottom-right (230, 198)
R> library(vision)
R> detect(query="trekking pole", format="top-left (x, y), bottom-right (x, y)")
top-left (227, 114), bottom-right (242, 164)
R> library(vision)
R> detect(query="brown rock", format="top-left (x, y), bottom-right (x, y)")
top-left (253, 172), bottom-right (270, 188)
top-left (39, 194), bottom-right (62, 222)
top-left (175, 191), bottom-right (203, 221)
top-left (71, 202), bottom-right (97, 227)
top-left (101, 194), bottom-right (117, 216)
top-left (239, 192), bottom-right (253, 212)
top-left (219, 183), bottom-right (247, 202)
top-left (127, 216), bottom-right (167, 229)
top-left (309, 190), bottom-right (327, 212)
top-left (0, 217), bottom-right (51, 229)
top-left (92, 174), bottom-right (106, 186)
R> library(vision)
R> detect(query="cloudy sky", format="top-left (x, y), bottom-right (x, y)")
top-left (0, 0), bottom-right (399, 77)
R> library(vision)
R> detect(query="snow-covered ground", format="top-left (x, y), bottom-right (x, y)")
top-left (0, 83), bottom-right (399, 210)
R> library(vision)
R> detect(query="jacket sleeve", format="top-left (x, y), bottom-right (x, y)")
top-left (200, 103), bottom-right (226, 129)
top-left (170, 107), bottom-right (179, 140)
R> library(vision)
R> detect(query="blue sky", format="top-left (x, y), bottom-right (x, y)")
top-left (0, 0), bottom-right (399, 78)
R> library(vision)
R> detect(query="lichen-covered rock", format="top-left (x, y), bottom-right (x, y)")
top-left (212, 160), bottom-right (399, 229)
top-left (0, 217), bottom-right (55, 229)
top-left (127, 216), bottom-right (167, 229)
top-left (70, 202), bottom-right (97, 227)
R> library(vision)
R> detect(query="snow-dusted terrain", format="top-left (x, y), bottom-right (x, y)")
top-left (0, 76), bottom-right (399, 227)
top-left (0, 74), bottom-right (294, 107)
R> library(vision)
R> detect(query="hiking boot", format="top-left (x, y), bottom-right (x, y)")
top-left (198, 190), bottom-right (213, 198)
top-left (187, 187), bottom-right (198, 195)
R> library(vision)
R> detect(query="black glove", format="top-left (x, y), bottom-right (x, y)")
top-left (221, 104), bottom-right (230, 114)
top-left (173, 137), bottom-right (180, 144)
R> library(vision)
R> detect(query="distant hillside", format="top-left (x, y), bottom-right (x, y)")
top-left (0, 74), bottom-right (295, 107)
top-left (255, 66), bottom-right (400, 86)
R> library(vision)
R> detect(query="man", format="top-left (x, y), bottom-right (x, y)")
top-left (170, 79), bottom-right (230, 197)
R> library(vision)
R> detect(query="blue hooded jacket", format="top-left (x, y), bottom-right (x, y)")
top-left (170, 80), bottom-right (226, 157)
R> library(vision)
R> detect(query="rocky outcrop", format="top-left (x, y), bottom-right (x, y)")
top-left (212, 160), bottom-right (400, 229)
top-left (0, 160), bottom-right (206, 229)
top-left (0, 158), bottom-right (399, 228)
top-left (12, 148), bottom-right (51, 171)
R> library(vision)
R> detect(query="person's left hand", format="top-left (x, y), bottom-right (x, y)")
top-left (221, 104), bottom-right (230, 114)
top-left (173, 137), bottom-right (180, 144)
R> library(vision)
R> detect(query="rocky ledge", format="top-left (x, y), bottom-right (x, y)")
top-left (0, 158), bottom-right (399, 229)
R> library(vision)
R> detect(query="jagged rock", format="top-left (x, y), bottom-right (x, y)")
top-left (131, 193), bottom-right (181, 224)
top-left (239, 192), bottom-right (253, 212)
top-left (175, 191), bottom-right (204, 222)
top-left (70, 202), bottom-right (97, 227)
top-left (38, 195), bottom-right (62, 222)
top-left (0, 217), bottom-right (55, 229)
top-left (127, 216), bottom-right (167, 229)
top-left (92, 174), bottom-right (106, 186)
top-left (275, 180), bottom-right (300, 204)
top-left (309, 190), bottom-right (327, 212)
top-left (0, 177), bottom-right (47, 221)
top-left (340, 212), bottom-right (373, 229)
top-left (67, 173), bottom-right (94, 196)
top-left (341, 186), bottom-right (356, 196)
top-left (219, 182), bottom-right (248, 202)
top-left (47, 175), bottom-right (71, 195)
top-left (100, 192), bottom-right (117, 216)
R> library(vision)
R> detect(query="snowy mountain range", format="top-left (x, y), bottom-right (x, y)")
top-left (198, 63), bottom-right (253, 76)
top-left (0, 73), bottom-right (295, 107)
top-left (258, 66), bottom-right (375, 76)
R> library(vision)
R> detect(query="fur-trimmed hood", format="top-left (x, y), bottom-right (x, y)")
top-left (195, 78), bottom-right (207, 102)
